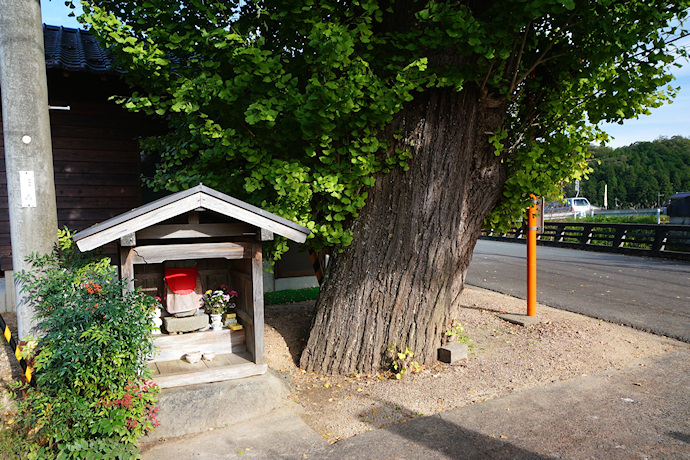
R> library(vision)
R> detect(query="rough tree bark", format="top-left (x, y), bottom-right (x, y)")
top-left (300, 85), bottom-right (508, 374)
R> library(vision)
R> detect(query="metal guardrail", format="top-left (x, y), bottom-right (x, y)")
top-left (593, 209), bottom-right (662, 216)
top-left (482, 222), bottom-right (690, 261)
top-left (545, 208), bottom-right (663, 222)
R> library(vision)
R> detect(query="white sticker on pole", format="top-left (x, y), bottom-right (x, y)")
top-left (20, 171), bottom-right (37, 208)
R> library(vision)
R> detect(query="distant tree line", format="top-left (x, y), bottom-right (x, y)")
top-left (563, 136), bottom-right (690, 208)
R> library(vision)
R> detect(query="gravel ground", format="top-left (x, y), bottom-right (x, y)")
top-left (264, 287), bottom-right (680, 444)
top-left (0, 287), bottom-right (680, 444)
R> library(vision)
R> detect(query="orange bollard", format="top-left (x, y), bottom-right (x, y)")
top-left (526, 195), bottom-right (538, 317)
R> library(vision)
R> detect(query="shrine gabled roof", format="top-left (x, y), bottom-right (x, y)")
top-left (72, 184), bottom-right (311, 252)
top-left (44, 24), bottom-right (116, 74)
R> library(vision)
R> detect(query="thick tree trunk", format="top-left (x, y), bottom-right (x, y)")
top-left (300, 85), bottom-right (508, 374)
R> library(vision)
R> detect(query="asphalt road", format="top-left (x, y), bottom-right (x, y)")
top-left (466, 239), bottom-right (690, 343)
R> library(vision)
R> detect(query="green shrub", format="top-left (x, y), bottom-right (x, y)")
top-left (445, 321), bottom-right (473, 349)
top-left (13, 230), bottom-right (160, 458)
top-left (264, 287), bottom-right (319, 305)
top-left (386, 344), bottom-right (420, 380)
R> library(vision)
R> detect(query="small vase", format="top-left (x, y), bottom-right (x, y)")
top-left (210, 313), bottom-right (223, 331)
top-left (185, 351), bottom-right (202, 364)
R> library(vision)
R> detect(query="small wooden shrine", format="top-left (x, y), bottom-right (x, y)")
top-left (72, 184), bottom-right (310, 388)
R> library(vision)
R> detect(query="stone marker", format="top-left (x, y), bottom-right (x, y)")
top-left (163, 314), bottom-right (210, 334)
top-left (438, 342), bottom-right (468, 364)
top-left (498, 313), bottom-right (542, 327)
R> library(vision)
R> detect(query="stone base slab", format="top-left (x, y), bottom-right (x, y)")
top-left (499, 313), bottom-right (543, 327)
top-left (163, 314), bottom-right (209, 333)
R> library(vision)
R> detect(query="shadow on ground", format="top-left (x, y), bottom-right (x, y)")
top-left (313, 403), bottom-right (551, 460)
top-left (264, 301), bottom-right (315, 366)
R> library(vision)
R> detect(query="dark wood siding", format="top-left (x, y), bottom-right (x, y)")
top-left (274, 241), bottom-right (315, 278)
top-left (0, 72), bottom-right (158, 271)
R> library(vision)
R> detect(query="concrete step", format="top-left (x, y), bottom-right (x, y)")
top-left (140, 404), bottom-right (325, 459)
top-left (141, 368), bottom-right (293, 445)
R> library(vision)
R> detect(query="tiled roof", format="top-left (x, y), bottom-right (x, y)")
top-left (44, 24), bottom-right (115, 74)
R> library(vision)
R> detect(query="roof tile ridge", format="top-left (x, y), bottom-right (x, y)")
top-left (55, 25), bottom-right (65, 67)
top-left (75, 27), bottom-right (87, 72)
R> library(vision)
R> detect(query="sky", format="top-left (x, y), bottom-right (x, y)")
top-left (40, 1), bottom-right (690, 149)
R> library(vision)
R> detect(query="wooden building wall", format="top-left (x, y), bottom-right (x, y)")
top-left (0, 71), bottom-right (158, 271)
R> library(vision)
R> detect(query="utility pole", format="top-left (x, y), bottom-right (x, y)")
top-left (0, 0), bottom-right (59, 338)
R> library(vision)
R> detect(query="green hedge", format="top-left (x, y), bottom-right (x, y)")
top-left (264, 287), bottom-right (319, 305)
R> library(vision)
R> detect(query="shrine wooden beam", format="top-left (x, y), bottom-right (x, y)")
top-left (129, 242), bottom-right (251, 265)
top-left (136, 223), bottom-right (255, 240)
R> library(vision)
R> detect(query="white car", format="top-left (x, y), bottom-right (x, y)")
top-left (564, 197), bottom-right (595, 216)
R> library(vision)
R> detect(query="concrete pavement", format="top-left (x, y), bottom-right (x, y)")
top-left (141, 345), bottom-right (690, 459)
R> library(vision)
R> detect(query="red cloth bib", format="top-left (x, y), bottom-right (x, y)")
top-left (164, 267), bottom-right (198, 295)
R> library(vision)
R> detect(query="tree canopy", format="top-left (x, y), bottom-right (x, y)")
top-left (75, 0), bottom-right (690, 374)
top-left (77, 0), bottom-right (688, 256)
top-left (569, 136), bottom-right (690, 208)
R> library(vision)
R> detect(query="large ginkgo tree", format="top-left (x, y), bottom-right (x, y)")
top-left (78, 0), bottom-right (688, 374)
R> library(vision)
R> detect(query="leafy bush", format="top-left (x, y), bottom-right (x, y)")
top-left (13, 230), bottom-right (160, 458)
top-left (445, 321), bottom-right (473, 349)
top-left (264, 287), bottom-right (319, 305)
top-left (386, 344), bottom-right (420, 380)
